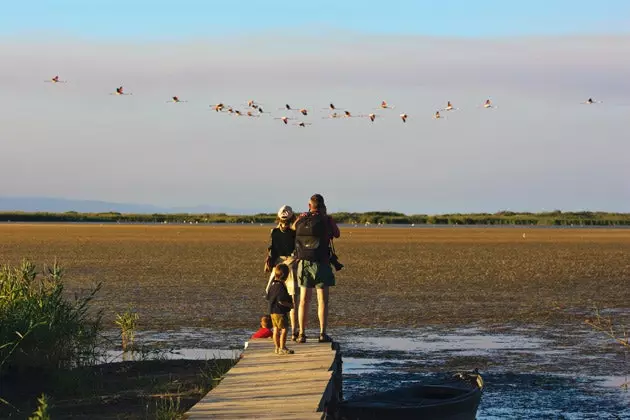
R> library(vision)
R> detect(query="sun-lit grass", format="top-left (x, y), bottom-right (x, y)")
top-left (0, 224), bottom-right (628, 329)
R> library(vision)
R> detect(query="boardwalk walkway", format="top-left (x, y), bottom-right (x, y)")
top-left (186, 339), bottom-right (342, 419)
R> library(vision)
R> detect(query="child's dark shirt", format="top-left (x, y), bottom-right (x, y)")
top-left (266, 280), bottom-right (291, 315)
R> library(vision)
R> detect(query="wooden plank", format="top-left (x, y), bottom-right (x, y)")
top-left (186, 339), bottom-right (340, 419)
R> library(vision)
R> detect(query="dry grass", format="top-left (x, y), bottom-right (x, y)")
top-left (1, 224), bottom-right (628, 329)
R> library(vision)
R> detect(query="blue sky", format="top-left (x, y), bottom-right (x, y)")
top-left (3, 0), bottom-right (630, 39)
top-left (1, 2), bottom-right (629, 213)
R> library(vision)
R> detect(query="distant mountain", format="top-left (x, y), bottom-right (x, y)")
top-left (0, 197), bottom-right (253, 214)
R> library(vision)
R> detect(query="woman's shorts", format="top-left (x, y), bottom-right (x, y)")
top-left (271, 313), bottom-right (288, 330)
top-left (266, 256), bottom-right (300, 296)
top-left (297, 260), bottom-right (335, 289)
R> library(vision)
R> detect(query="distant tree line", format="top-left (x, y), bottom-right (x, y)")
top-left (1, 210), bottom-right (629, 226)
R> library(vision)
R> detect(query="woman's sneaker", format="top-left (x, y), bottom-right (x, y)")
top-left (318, 333), bottom-right (333, 343)
top-left (297, 334), bottom-right (307, 343)
top-left (279, 347), bottom-right (295, 355)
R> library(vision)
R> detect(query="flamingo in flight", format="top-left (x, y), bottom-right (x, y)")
top-left (367, 113), bottom-right (377, 122)
top-left (294, 121), bottom-right (312, 127)
top-left (111, 86), bottom-right (132, 96)
top-left (211, 103), bottom-right (225, 112)
top-left (246, 111), bottom-right (260, 117)
top-left (322, 103), bottom-right (344, 111)
top-left (298, 108), bottom-right (308, 116)
top-left (45, 75), bottom-right (67, 84)
top-left (274, 116), bottom-right (293, 125)
top-left (322, 112), bottom-right (342, 119)
top-left (433, 111), bottom-right (442, 119)
top-left (582, 98), bottom-right (601, 104)
top-left (343, 111), bottom-right (356, 118)
top-left (400, 113), bottom-right (408, 123)
top-left (483, 99), bottom-right (493, 108)
top-left (444, 101), bottom-right (456, 111)
top-left (167, 96), bottom-right (187, 103)
top-left (379, 100), bottom-right (395, 109)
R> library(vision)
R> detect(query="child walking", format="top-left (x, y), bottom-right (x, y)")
top-left (265, 205), bottom-right (300, 341)
top-left (266, 264), bottom-right (294, 355)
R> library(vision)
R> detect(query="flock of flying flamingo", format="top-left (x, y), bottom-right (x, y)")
top-left (44, 75), bottom-right (603, 127)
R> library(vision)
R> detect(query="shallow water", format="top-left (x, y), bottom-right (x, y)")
top-left (103, 324), bottom-right (630, 419)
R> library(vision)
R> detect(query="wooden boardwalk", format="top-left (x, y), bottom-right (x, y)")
top-left (186, 339), bottom-right (342, 419)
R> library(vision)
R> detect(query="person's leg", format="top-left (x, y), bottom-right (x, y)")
top-left (272, 326), bottom-right (280, 353)
top-left (291, 294), bottom-right (300, 339)
top-left (280, 327), bottom-right (287, 349)
top-left (299, 287), bottom-right (312, 337)
top-left (316, 286), bottom-right (329, 335)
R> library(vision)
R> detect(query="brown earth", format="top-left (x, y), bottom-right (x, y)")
top-left (0, 359), bottom-right (235, 419)
top-left (1, 224), bottom-right (628, 330)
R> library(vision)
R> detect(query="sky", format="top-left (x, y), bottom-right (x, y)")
top-left (1, 1), bottom-right (629, 214)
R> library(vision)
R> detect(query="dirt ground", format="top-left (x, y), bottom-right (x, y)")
top-left (1, 224), bottom-right (628, 330)
top-left (0, 359), bottom-right (235, 419)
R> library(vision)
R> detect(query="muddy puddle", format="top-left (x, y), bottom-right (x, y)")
top-left (102, 324), bottom-right (629, 419)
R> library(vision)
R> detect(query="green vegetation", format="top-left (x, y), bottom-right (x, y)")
top-left (1, 209), bottom-right (630, 225)
top-left (0, 260), bottom-right (102, 377)
top-left (115, 305), bottom-right (139, 351)
top-left (28, 395), bottom-right (50, 420)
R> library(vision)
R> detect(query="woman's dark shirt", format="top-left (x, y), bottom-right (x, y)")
top-left (268, 227), bottom-right (296, 262)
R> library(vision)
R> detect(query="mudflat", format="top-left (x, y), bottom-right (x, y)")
top-left (1, 224), bottom-right (628, 329)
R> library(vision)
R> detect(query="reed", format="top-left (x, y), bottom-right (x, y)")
top-left (0, 259), bottom-right (102, 376)
top-left (115, 305), bottom-right (139, 351)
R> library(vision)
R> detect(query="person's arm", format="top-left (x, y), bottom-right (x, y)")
top-left (265, 229), bottom-right (275, 272)
top-left (328, 216), bottom-right (340, 239)
top-left (291, 215), bottom-right (303, 231)
top-left (277, 287), bottom-right (293, 308)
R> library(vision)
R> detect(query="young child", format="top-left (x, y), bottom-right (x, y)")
top-left (251, 315), bottom-right (272, 339)
top-left (265, 205), bottom-right (300, 341)
top-left (266, 264), bottom-right (294, 354)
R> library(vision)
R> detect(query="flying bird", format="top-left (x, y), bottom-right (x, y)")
top-left (45, 75), bottom-right (67, 84)
top-left (433, 111), bottom-right (442, 119)
top-left (400, 113), bottom-right (408, 123)
top-left (110, 86), bottom-right (132, 95)
top-left (323, 103), bottom-right (344, 111)
top-left (298, 108), bottom-right (308, 116)
top-left (294, 121), bottom-right (312, 127)
top-left (274, 116), bottom-right (293, 125)
top-left (322, 112), bottom-right (342, 119)
top-left (443, 101), bottom-right (456, 111)
top-left (483, 99), bottom-right (493, 108)
top-left (367, 113), bottom-right (377, 122)
top-left (582, 98), bottom-right (601, 104)
top-left (211, 103), bottom-right (225, 112)
top-left (167, 96), bottom-right (187, 103)
top-left (379, 101), bottom-right (395, 109)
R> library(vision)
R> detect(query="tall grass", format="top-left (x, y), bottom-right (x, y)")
top-left (0, 259), bottom-right (102, 377)
top-left (115, 305), bottom-right (139, 351)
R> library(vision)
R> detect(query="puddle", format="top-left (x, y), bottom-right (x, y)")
top-left (100, 324), bottom-right (630, 418)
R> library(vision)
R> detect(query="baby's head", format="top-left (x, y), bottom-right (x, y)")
top-left (274, 264), bottom-right (289, 282)
top-left (260, 315), bottom-right (271, 329)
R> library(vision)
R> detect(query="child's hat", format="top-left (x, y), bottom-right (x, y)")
top-left (277, 205), bottom-right (294, 221)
